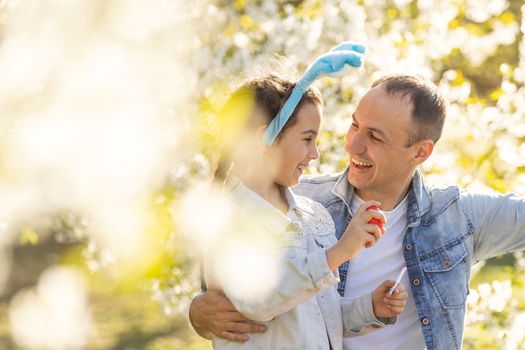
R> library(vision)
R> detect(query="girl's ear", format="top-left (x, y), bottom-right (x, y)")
top-left (255, 125), bottom-right (272, 152)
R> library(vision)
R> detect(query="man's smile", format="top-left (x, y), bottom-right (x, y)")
top-left (351, 158), bottom-right (373, 169)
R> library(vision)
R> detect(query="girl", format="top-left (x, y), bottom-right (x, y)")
top-left (204, 72), bottom-right (407, 349)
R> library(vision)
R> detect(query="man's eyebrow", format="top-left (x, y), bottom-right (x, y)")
top-left (351, 113), bottom-right (389, 140)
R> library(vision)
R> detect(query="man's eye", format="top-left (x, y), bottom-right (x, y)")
top-left (370, 134), bottom-right (382, 142)
top-left (351, 122), bottom-right (358, 128)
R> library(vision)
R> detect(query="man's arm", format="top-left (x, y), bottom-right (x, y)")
top-left (461, 191), bottom-right (525, 262)
top-left (188, 290), bottom-right (267, 342)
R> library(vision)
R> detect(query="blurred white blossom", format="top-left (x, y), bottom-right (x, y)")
top-left (0, 0), bottom-right (524, 348)
top-left (0, 0), bottom-right (197, 265)
top-left (8, 267), bottom-right (90, 350)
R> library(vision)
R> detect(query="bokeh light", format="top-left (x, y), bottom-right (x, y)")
top-left (0, 0), bottom-right (523, 349)
top-left (8, 267), bottom-right (90, 350)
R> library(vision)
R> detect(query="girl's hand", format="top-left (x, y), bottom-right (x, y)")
top-left (372, 280), bottom-right (408, 318)
top-left (326, 200), bottom-right (386, 270)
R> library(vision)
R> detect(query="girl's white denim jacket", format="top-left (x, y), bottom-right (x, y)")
top-left (204, 175), bottom-right (392, 350)
top-left (294, 167), bottom-right (525, 350)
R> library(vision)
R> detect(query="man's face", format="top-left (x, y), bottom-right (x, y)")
top-left (345, 85), bottom-right (420, 201)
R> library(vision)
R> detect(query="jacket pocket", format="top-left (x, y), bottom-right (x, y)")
top-left (421, 242), bottom-right (469, 309)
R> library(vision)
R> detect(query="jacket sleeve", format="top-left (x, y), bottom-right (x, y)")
top-left (340, 293), bottom-right (396, 337)
top-left (460, 190), bottom-right (525, 263)
top-left (218, 248), bottom-right (339, 322)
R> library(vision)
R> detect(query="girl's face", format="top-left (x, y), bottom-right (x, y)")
top-left (268, 102), bottom-right (322, 187)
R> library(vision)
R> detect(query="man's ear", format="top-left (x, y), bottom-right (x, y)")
top-left (412, 140), bottom-right (434, 164)
top-left (255, 125), bottom-right (271, 152)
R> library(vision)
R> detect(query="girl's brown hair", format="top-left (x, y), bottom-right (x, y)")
top-left (215, 74), bottom-right (323, 181)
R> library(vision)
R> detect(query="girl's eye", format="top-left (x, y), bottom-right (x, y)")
top-left (304, 138), bottom-right (313, 143)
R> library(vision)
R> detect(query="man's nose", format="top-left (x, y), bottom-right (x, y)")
top-left (345, 132), bottom-right (366, 154)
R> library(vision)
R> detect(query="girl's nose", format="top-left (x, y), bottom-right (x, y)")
top-left (310, 144), bottom-right (319, 160)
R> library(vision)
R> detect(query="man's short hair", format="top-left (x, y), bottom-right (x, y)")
top-left (372, 75), bottom-right (447, 146)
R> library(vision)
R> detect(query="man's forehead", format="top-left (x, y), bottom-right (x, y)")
top-left (352, 112), bottom-right (383, 127)
top-left (354, 89), bottom-right (413, 141)
top-left (366, 85), bottom-right (414, 108)
top-left (359, 86), bottom-right (413, 118)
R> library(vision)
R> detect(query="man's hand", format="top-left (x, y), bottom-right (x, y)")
top-left (372, 280), bottom-right (408, 318)
top-left (189, 289), bottom-right (267, 342)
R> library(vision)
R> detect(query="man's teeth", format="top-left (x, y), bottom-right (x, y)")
top-left (352, 159), bottom-right (372, 167)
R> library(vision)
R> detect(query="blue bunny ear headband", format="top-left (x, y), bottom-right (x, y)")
top-left (262, 41), bottom-right (367, 145)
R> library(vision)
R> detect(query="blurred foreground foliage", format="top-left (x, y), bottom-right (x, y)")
top-left (1, 0), bottom-right (525, 349)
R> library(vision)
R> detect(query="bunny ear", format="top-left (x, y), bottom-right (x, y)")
top-left (331, 41), bottom-right (367, 54)
top-left (326, 50), bottom-right (365, 71)
top-left (300, 50), bottom-right (364, 83)
top-left (262, 42), bottom-right (367, 145)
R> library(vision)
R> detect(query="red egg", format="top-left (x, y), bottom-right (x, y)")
top-left (367, 205), bottom-right (383, 230)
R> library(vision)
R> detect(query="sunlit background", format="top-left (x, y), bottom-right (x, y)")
top-left (0, 0), bottom-right (524, 349)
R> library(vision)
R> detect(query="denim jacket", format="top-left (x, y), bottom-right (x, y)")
top-left (294, 167), bottom-right (525, 350)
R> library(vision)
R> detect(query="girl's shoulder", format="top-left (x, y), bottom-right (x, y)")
top-left (294, 195), bottom-right (335, 236)
top-left (295, 195), bottom-right (326, 213)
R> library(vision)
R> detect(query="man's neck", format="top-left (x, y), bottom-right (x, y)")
top-left (354, 175), bottom-right (413, 211)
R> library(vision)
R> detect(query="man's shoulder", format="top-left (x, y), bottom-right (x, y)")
top-left (427, 184), bottom-right (461, 199)
top-left (295, 195), bottom-right (331, 218)
top-left (424, 184), bottom-right (462, 217)
top-left (292, 171), bottom-right (346, 205)
top-left (299, 172), bottom-right (343, 185)
top-left (426, 184), bottom-right (494, 206)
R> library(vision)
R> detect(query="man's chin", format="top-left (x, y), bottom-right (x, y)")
top-left (347, 172), bottom-right (372, 190)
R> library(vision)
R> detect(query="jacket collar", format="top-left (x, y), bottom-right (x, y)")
top-left (331, 167), bottom-right (432, 226)
top-left (225, 175), bottom-right (312, 235)
top-left (406, 168), bottom-right (432, 227)
top-left (330, 167), bottom-right (354, 212)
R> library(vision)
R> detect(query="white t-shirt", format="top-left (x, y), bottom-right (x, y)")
top-left (343, 195), bottom-right (427, 350)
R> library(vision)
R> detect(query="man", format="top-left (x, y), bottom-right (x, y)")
top-left (189, 74), bottom-right (525, 349)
